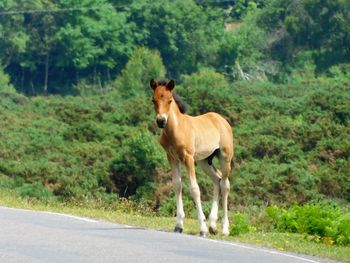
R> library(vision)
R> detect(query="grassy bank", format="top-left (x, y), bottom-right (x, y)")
top-left (1, 189), bottom-right (348, 263)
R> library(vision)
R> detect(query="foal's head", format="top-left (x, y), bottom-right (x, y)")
top-left (150, 79), bottom-right (175, 128)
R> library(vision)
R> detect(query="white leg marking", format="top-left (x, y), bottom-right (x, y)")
top-left (198, 161), bottom-right (221, 233)
top-left (171, 160), bottom-right (185, 229)
top-left (220, 160), bottom-right (231, 236)
top-left (189, 183), bottom-right (208, 235)
top-left (187, 158), bottom-right (208, 235)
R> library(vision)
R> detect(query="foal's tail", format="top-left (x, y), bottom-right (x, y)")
top-left (230, 159), bottom-right (235, 173)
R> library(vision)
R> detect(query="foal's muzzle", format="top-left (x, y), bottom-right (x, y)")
top-left (156, 116), bottom-right (167, 128)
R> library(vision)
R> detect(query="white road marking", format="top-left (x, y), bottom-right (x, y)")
top-left (44, 211), bottom-right (98, 223)
top-left (198, 237), bottom-right (321, 263)
top-left (0, 206), bottom-right (98, 223)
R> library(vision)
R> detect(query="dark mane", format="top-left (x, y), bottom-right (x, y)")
top-left (157, 79), bottom-right (168, 86)
top-left (173, 93), bottom-right (188, 114)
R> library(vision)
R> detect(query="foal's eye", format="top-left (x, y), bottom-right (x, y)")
top-left (168, 99), bottom-right (172, 104)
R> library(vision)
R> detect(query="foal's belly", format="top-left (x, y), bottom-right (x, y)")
top-left (193, 128), bottom-right (220, 161)
top-left (194, 144), bottom-right (219, 161)
top-left (166, 144), bottom-right (218, 162)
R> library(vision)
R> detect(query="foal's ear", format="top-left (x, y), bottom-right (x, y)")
top-left (166, 79), bottom-right (175, 91)
top-left (150, 79), bottom-right (158, 90)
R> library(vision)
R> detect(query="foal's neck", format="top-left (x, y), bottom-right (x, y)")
top-left (163, 101), bottom-right (183, 135)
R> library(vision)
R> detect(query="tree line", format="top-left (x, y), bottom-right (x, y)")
top-left (1, 0), bottom-right (349, 94)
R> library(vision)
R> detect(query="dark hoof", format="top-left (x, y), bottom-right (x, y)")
top-left (200, 231), bottom-right (208, 237)
top-left (209, 226), bottom-right (217, 235)
top-left (174, 226), bottom-right (183, 233)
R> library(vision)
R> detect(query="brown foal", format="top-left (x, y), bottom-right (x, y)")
top-left (150, 79), bottom-right (234, 236)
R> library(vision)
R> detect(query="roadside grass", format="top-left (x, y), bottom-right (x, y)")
top-left (230, 233), bottom-right (349, 263)
top-left (1, 190), bottom-right (348, 263)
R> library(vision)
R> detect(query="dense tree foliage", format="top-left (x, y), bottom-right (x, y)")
top-left (125, 0), bottom-right (224, 78)
top-left (1, 0), bottom-right (137, 94)
top-left (257, 0), bottom-right (350, 75)
top-left (1, 0), bottom-right (348, 93)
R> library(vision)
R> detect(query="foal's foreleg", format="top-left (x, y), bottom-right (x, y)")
top-left (170, 158), bottom-right (185, 233)
top-left (185, 155), bottom-right (208, 236)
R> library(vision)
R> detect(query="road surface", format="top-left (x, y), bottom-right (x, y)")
top-left (0, 206), bottom-right (336, 263)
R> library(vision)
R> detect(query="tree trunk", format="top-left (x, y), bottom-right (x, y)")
top-left (107, 68), bottom-right (111, 83)
top-left (2, 53), bottom-right (13, 70)
top-left (97, 76), bottom-right (103, 94)
top-left (21, 68), bottom-right (25, 92)
top-left (93, 65), bottom-right (97, 86)
top-left (235, 60), bottom-right (249, 81)
top-left (44, 53), bottom-right (49, 94)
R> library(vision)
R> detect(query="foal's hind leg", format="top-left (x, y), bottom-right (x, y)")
top-left (220, 157), bottom-right (232, 236)
top-left (198, 160), bottom-right (221, 235)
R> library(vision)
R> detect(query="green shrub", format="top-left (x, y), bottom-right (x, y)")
top-left (233, 160), bottom-right (319, 205)
top-left (330, 213), bottom-right (350, 246)
top-left (15, 181), bottom-right (56, 202)
top-left (266, 204), bottom-right (349, 245)
top-left (158, 195), bottom-right (196, 218)
top-left (0, 66), bottom-right (16, 93)
top-left (230, 212), bottom-right (256, 236)
top-left (109, 131), bottom-right (167, 197)
top-left (0, 174), bottom-right (13, 189)
top-left (328, 63), bottom-right (350, 78)
top-left (287, 51), bottom-right (317, 82)
top-left (115, 47), bottom-right (166, 97)
top-left (178, 68), bottom-right (240, 124)
top-left (63, 121), bottom-right (106, 142)
top-left (158, 198), bottom-right (177, 217)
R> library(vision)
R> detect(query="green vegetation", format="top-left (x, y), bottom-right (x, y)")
top-left (0, 0), bottom-right (349, 260)
top-left (266, 204), bottom-right (350, 246)
top-left (1, 75), bottom-right (348, 208)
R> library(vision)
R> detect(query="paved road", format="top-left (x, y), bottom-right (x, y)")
top-left (0, 206), bottom-right (335, 263)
